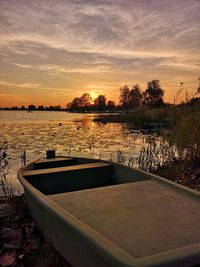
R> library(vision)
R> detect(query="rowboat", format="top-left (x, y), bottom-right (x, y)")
top-left (18, 155), bottom-right (200, 267)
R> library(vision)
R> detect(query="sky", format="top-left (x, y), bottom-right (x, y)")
top-left (0, 0), bottom-right (200, 107)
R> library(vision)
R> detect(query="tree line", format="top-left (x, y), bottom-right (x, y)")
top-left (66, 93), bottom-right (116, 112)
top-left (1, 79), bottom-right (199, 111)
top-left (0, 105), bottom-right (63, 111)
top-left (67, 80), bottom-right (165, 112)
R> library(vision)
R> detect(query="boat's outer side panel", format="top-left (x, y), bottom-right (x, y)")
top-left (24, 189), bottom-right (113, 267)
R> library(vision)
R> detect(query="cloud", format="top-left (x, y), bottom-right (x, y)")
top-left (0, 0), bottom-right (199, 105)
top-left (1, 0), bottom-right (200, 56)
top-left (0, 80), bottom-right (44, 88)
top-left (160, 61), bottom-right (200, 71)
top-left (13, 63), bottom-right (113, 74)
top-left (0, 79), bottom-right (78, 94)
top-left (0, 93), bottom-right (18, 99)
top-left (85, 84), bottom-right (114, 90)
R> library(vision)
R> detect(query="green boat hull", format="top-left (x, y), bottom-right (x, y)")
top-left (18, 156), bottom-right (200, 267)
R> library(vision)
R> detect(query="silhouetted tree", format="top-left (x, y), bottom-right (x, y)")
top-left (66, 92), bottom-right (117, 112)
top-left (21, 106), bottom-right (26, 110)
top-left (94, 95), bottom-right (107, 110)
top-left (119, 85), bottom-right (130, 109)
top-left (37, 105), bottom-right (45, 110)
top-left (80, 93), bottom-right (92, 108)
top-left (119, 84), bottom-right (142, 109)
top-left (70, 97), bottom-right (82, 111)
top-left (142, 80), bottom-right (164, 108)
top-left (107, 100), bottom-right (116, 110)
top-left (129, 84), bottom-right (142, 108)
top-left (66, 102), bottom-right (72, 110)
top-left (28, 104), bottom-right (36, 110)
top-left (46, 105), bottom-right (61, 111)
top-left (67, 95), bottom-right (91, 112)
top-left (12, 106), bottom-right (19, 110)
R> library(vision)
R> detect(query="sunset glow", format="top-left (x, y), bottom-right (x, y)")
top-left (89, 91), bottom-right (98, 103)
top-left (0, 0), bottom-right (200, 107)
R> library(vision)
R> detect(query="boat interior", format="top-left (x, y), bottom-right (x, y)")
top-left (21, 156), bottom-right (150, 195)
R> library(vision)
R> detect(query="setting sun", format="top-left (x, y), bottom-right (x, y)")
top-left (89, 91), bottom-right (98, 103)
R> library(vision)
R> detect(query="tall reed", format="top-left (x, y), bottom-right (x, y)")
top-left (0, 141), bottom-right (13, 198)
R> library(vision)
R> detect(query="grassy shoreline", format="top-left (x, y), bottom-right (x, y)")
top-left (94, 107), bottom-right (171, 130)
top-left (94, 105), bottom-right (199, 129)
top-left (95, 105), bottom-right (200, 188)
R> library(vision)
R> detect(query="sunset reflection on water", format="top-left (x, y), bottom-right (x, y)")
top-left (0, 111), bottom-right (160, 193)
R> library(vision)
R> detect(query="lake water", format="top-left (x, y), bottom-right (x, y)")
top-left (0, 110), bottom-right (160, 194)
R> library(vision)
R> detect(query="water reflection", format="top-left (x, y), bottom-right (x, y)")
top-left (0, 111), bottom-right (161, 193)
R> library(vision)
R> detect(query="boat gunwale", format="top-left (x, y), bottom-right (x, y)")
top-left (18, 157), bottom-right (200, 267)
